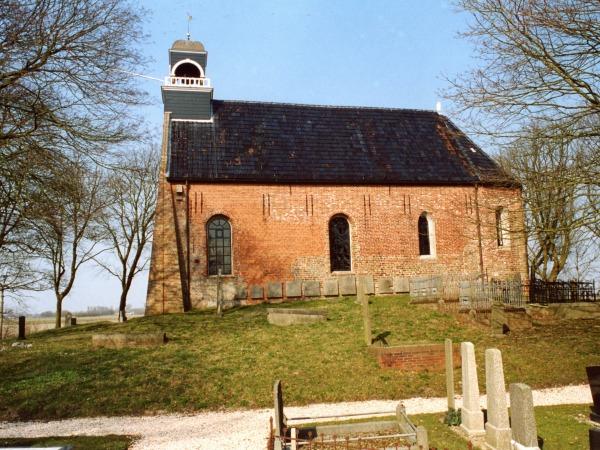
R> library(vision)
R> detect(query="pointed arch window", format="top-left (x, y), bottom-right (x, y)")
top-left (207, 216), bottom-right (232, 275)
top-left (329, 215), bottom-right (351, 271)
top-left (418, 212), bottom-right (436, 257)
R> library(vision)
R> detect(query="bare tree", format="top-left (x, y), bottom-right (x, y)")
top-left (446, 0), bottom-right (600, 145)
top-left (97, 146), bottom-right (158, 321)
top-left (497, 128), bottom-right (592, 280)
top-left (0, 0), bottom-right (148, 155)
top-left (30, 160), bottom-right (107, 328)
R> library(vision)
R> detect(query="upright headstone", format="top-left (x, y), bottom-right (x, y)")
top-left (416, 426), bottom-right (429, 450)
top-left (64, 312), bottom-right (72, 328)
top-left (70, 317), bottom-right (77, 326)
top-left (358, 281), bottom-right (371, 346)
top-left (586, 366), bottom-right (600, 423)
top-left (445, 338), bottom-right (455, 411)
top-left (460, 341), bottom-right (485, 436)
top-left (509, 383), bottom-right (540, 449)
top-left (273, 380), bottom-right (286, 450)
top-left (484, 349), bottom-right (511, 450)
top-left (18, 316), bottom-right (25, 340)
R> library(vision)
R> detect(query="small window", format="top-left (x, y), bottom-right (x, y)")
top-left (329, 215), bottom-right (351, 271)
top-left (418, 213), bottom-right (430, 256)
top-left (207, 216), bottom-right (232, 275)
top-left (496, 207), bottom-right (509, 247)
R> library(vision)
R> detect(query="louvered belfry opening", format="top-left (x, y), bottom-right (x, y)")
top-left (329, 215), bottom-right (351, 271)
top-left (418, 213), bottom-right (430, 256)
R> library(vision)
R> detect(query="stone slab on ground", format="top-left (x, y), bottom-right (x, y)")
top-left (92, 333), bottom-right (166, 349)
top-left (377, 277), bottom-right (393, 294)
top-left (285, 281), bottom-right (302, 298)
top-left (323, 279), bottom-right (339, 297)
top-left (302, 281), bottom-right (321, 297)
top-left (338, 275), bottom-right (356, 296)
top-left (250, 285), bottom-right (264, 300)
top-left (267, 282), bottom-right (283, 299)
top-left (267, 308), bottom-right (327, 326)
top-left (316, 420), bottom-right (398, 437)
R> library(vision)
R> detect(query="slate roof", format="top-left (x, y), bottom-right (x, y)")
top-left (167, 100), bottom-right (516, 186)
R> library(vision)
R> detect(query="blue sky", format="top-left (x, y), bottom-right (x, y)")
top-left (24, 0), bottom-right (479, 314)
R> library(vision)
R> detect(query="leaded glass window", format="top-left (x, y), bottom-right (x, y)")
top-left (329, 215), bottom-right (351, 271)
top-left (207, 216), bottom-right (232, 275)
top-left (418, 213), bottom-right (430, 256)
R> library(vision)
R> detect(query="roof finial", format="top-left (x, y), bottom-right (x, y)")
top-left (186, 13), bottom-right (192, 40)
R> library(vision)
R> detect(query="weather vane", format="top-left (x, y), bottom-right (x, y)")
top-left (186, 13), bottom-right (192, 40)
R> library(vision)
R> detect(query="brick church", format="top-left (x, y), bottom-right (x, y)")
top-left (145, 39), bottom-right (528, 315)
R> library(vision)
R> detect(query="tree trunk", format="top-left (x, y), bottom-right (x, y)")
top-left (119, 290), bottom-right (128, 322)
top-left (55, 297), bottom-right (62, 329)
top-left (0, 288), bottom-right (4, 340)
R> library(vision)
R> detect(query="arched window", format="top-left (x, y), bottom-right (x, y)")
top-left (329, 215), bottom-right (351, 271)
top-left (207, 216), bottom-right (232, 275)
top-left (418, 212), bottom-right (436, 257)
top-left (496, 207), bottom-right (509, 246)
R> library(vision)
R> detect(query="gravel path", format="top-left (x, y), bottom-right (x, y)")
top-left (0, 384), bottom-right (591, 449)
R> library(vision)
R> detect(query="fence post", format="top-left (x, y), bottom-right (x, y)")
top-left (18, 316), bottom-right (25, 340)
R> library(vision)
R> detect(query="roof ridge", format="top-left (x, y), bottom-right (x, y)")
top-left (213, 98), bottom-right (443, 115)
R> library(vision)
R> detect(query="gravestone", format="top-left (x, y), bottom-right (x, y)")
top-left (323, 279), bottom-right (339, 297)
top-left (586, 366), bottom-right (600, 423)
top-left (235, 284), bottom-right (248, 300)
top-left (509, 383), bottom-right (540, 449)
top-left (267, 282), bottom-right (283, 299)
top-left (396, 403), bottom-right (416, 437)
top-left (459, 280), bottom-right (472, 306)
top-left (338, 274), bottom-right (356, 296)
top-left (445, 338), bottom-right (455, 411)
top-left (64, 312), bottom-right (72, 328)
top-left (285, 280), bottom-right (302, 298)
top-left (460, 341), bottom-right (485, 436)
top-left (273, 380), bottom-right (286, 450)
top-left (70, 317), bottom-right (77, 326)
top-left (302, 280), bottom-right (320, 297)
top-left (356, 274), bottom-right (374, 295)
top-left (393, 276), bottom-right (410, 294)
top-left (484, 348), bottom-right (511, 450)
top-left (590, 428), bottom-right (600, 450)
top-left (250, 285), bottom-right (264, 300)
top-left (358, 281), bottom-right (372, 346)
top-left (416, 426), bottom-right (429, 450)
top-left (377, 277), bottom-right (393, 294)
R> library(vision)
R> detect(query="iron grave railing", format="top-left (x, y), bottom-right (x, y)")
top-left (529, 278), bottom-right (597, 304)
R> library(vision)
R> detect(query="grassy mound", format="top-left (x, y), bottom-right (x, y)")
top-left (0, 296), bottom-right (598, 420)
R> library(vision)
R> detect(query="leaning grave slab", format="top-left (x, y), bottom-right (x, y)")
top-left (269, 380), bottom-right (428, 450)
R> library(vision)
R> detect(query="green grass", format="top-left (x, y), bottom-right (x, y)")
top-left (413, 404), bottom-right (593, 450)
top-left (0, 296), bottom-right (598, 420)
top-left (0, 435), bottom-right (133, 449)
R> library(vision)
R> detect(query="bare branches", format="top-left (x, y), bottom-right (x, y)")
top-left (96, 144), bottom-right (159, 321)
top-left (446, 0), bottom-right (600, 143)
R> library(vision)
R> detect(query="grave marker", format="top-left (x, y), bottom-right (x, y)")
top-left (445, 338), bottom-right (455, 411)
top-left (358, 281), bottom-right (372, 346)
top-left (586, 366), bottom-right (600, 423)
top-left (460, 341), bottom-right (485, 436)
top-left (509, 383), bottom-right (540, 449)
top-left (484, 348), bottom-right (511, 450)
top-left (18, 316), bottom-right (25, 340)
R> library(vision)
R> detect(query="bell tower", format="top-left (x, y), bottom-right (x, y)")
top-left (161, 39), bottom-right (213, 121)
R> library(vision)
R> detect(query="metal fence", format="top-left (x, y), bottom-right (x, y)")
top-left (530, 278), bottom-right (597, 304)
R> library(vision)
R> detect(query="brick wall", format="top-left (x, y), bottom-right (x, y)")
top-left (370, 343), bottom-right (461, 371)
top-left (146, 176), bottom-right (528, 313)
